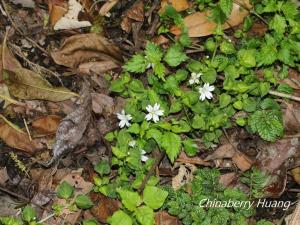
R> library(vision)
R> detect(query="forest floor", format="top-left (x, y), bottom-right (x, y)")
top-left (0, 0), bottom-right (299, 225)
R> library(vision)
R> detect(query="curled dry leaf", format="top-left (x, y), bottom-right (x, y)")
top-left (51, 33), bottom-right (122, 75)
top-left (42, 81), bottom-right (92, 167)
top-left (172, 163), bottom-right (197, 190)
top-left (1, 44), bottom-right (75, 102)
top-left (54, 0), bottom-right (92, 30)
top-left (0, 118), bottom-right (42, 154)
top-left (32, 115), bottom-right (62, 136)
top-left (232, 151), bottom-right (253, 172)
top-left (171, 0), bottom-right (252, 37)
top-left (204, 143), bottom-right (236, 161)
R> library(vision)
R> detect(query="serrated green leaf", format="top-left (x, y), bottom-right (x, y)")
top-left (117, 188), bottom-right (142, 211)
top-left (83, 219), bottom-right (99, 225)
top-left (183, 139), bottom-right (198, 156)
top-left (57, 181), bottom-right (74, 199)
top-left (22, 206), bottom-right (36, 222)
top-left (145, 42), bottom-right (163, 63)
top-left (143, 186), bottom-right (168, 209)
top-left (161, 132), bottom-right (181, 162)
top-left (164, 45), bottom-right (188, 67)
top-left (75, 195), bottom-right (94, 209)
top-left (238, 49), bottom-right (256, 68)
top-left (219, 0), bottom-right (233, 17)
top-left (135, 206), bottom-right (155, 225)
top-left (258, 44), bottom-right (277, 66)
top-left (123, 54), bottom-right (148, 73)
top-left (269, 14), bottom-right (286, 35)
top-left (153, 62), bottom-right (166, 79)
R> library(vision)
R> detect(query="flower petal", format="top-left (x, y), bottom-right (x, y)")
top-left (153, 114), bottom-right (159, 123)
top-left (145, 113), bottom-right (152, 121)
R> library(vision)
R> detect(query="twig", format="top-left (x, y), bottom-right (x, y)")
top-left (23, 118), bottom-right (32, 141)
top-left (0, 0), bottom-right (49, 55)
top-left (269, 90), bottom-right (300, 102)
top-left (138, 150), bottom-right (165, 194)
top-left (38, 213), bottom-right (56, 223)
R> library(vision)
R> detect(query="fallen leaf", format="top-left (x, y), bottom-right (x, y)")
top-left (91, 93), bottom-right (114, 115)
top-left (283, 102), bottom-right (300, 135)
top-left (172, 163), bottom-right (196, 190)
top-left (54, 0), bottom-right (92, 30)
top-left (290, 167), bottom-right (300, 185)
top-left (90, 194), bottom-right (121, 223)
top-left (0, 83), bottom-right (22, 108)
top-left (10, 0), bottom-right (35, 8)
top-left (51, 33), bottom-right (122, 75)
top-left (176, 151), bottom-right (211, 166)
top-left (232, 151), bottom-right (253, 171)
top-left (49, 3), bottom-right (67, 26)
top-left (42, 81), bottom-right (92, 166)
top-left (0, 118), bottom-right (42, 154)
top-left (219, 172), bottom-right (237, 187)
top-left (99, 0), bottom-right (119, 17)
top-left (155, 211), bottom-right (181, 225)
top-left (204, 143), bottom-right (236, 161)
top-left (171, 0), bottom-right (251, 37)
top-left (161, 0), bottom-right (190, 12)
top-left (121, 0), bottom-right (144, 33)
top-left (32, 115), bottom-right (62, 136)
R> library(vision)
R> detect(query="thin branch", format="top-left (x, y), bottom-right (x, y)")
top-left (269, 90), bottom-right (300, 102)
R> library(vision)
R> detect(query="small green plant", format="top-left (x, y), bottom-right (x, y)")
top-left (0, 205), bottom-right (40, 225)
top-left (240, 167), bottom-right (270, 199)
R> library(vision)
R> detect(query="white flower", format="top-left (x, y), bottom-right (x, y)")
top-left (141, 150), bottom-right (149, 162)
top-left (128, 140), bottom-right (136, 148)
top-left (189, 72), bottom-right (202, 85)
top-left (145, 103), bottom-right (164, 123)
top-left (117, 110), bottom-right (132, 128)
top-left (199, 83), bottom-right (215, 101)
top-left (147, 63), bottom-right (155, 69)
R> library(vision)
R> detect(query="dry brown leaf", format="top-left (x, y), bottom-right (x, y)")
top-left (161, 0), bottom-right (190, 12)
top-left (51, 33), bottom-right (122, 75)
top-left (176, 151), bottom-right (211, 166)
top-left (171, 0), bottom-right (251, 37)
top-left (155, 211), bottom-right (181, 225)
top-left (90, 194), bottom-right (121, 223)
top-left (204, 143), bottom-right (236, 161)
top-left (32, 115), bottom-right (62, 136)
top-left (0, 120), bottom-right (42, 154)
top-left (291, 167), bottom-right (300, 185)
top-left (232, 152), bottom-right (253, 171)
top-left (121, 0), bottom-right (144, 33)
top-left (42, 81), bottom-right (91, 167)
top-left (91, 93), bottom-right (114, 115)
top-left (172, 163), bottom-right (196, 190)
top-left (219, 172), bottom-right (237, 187)
top-left (99, 0), bottom-right (119, 17)
top-left (283, 102), bottom-right (300, 135)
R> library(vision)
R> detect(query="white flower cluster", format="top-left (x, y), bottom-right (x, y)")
top-left (188, 72), bottom-right (215, 101)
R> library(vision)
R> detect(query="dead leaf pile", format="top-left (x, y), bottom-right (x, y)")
top-left (121, 1), bottom-right (144, 33)
top-left (51, 33), bottom-right (122, 75)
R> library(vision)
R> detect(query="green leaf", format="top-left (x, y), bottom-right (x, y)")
top-left (94, 160), bottom-right (111, 176)
top-left (219, 93), bottom-right (231, 108)
top-left (192, 115), bottom-right (206, 130)
top-left (258, 45), bottom-right (277, 66)
top-left (164, 45), bottom-right (188, 67)
top-left (129, 79), bottom-right (145, 93)
top-left (123, 54), bottom-right (148, 73)
top-left (135, 206), bottom-right (155, 225)
top-left (220, 41), bottom-right (235, 54)
top-left (277, 83), bottom-right (294, 94)
top-left (146, 129), bottom-right (162, 144)
top-left (108, 210), bottom-right (132, 225)
top-left (249, 110), bottom-right (284, 141)
top-left (75, 195), bottom-right (94, 209)
top-left (170, 100), bottom-right (182, 113)
top-left (282, 2), bottom-right (298, 19)
top-left (161, 132), bottom-right (181, 163)
top-left (219, 0), bottom-right (233, 17)
top-left (269, 14), bottom-right (286, 35)
top-left (143, 186), bottom-right (168, 209)
top-left (22, 206), bottom-right (36, 222)
top-left (57, 181), bottom-right (74, 199)
top-left (153, 62), bottom-right (166, 79)
top-left (117, 188), bottom-right (142, 211)
top-left (238, 49), bottom-right (256, 68)
top-left (183, 139), bottom-right (198, 156)
top-left (202, 68), bottom-right (217, 84)
top-left (145, 42), bottom-right (163, 63)
top-left (83, 219), bottom-right (100, 225)
top-left (127, 123), bottom-right (140, 134)
top-left (179, 31), bottom-right (192, 47)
